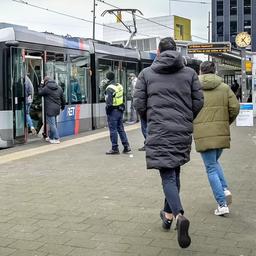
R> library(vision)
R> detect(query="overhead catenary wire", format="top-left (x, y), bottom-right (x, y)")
top-left (11, 0), bottom-right (151, 38)
top-left (97, 0), bottom-right (209, 41)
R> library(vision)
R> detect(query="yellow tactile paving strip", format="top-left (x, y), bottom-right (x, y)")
top-left (0, 123), bottom-right (140, 165)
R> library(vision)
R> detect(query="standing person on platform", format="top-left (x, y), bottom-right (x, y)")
top-left (104, 71), bottom-right (131, 155)
top-left (38, 77), bottom-right (65, 144)
top-left (193, 61), bottom-right (240, 216)
top-left (25, 75), bottom-right (36, 135)
top-left (127, 73), bottom-right (138, 123)
top-left (134, 37), bottom-right (204, 248)
top-left (231, 79), bottom-right (241, 101)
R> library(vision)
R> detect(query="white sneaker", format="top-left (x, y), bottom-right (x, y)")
top-left (45, 137), bottom-right (50, 142)
top-left (49, 139), bottom-right (60, 144)
top-left (214, 205), bottom-right (229, 216)
top-left (224, 189), bottom-right (232, 205)
top-left (31, 127), bottom-right (37, 135)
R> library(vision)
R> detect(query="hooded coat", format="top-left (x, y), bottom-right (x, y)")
top-left (193, 74), bottom-right (240, 152)
top-left (38, 80), bottom-right (65, 116)
top-left (134, 50), bottom-right (204, 169)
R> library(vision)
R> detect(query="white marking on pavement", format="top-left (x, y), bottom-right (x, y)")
top-left (0, 124), bottom-right (140, 165)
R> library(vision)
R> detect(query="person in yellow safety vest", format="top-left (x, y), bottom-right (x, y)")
top-left (104, 71), bottom-right (131, 155)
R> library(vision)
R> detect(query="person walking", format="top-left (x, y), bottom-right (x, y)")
top-left (193, 61), bottom-right (240, 216)
top-left (38, 77), bottom-right (65, 144)
top-left (134, 37), bottom-right (204, 248)
top-left (25, 75), bottom-right (36, 135)
top-left (104, 71), bottom-right (131, 155)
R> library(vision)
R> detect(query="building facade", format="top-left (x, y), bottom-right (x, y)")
top-left (103, 15), bottom-right (191, 53)
top-left (212, 0), bottom-right (256, 51)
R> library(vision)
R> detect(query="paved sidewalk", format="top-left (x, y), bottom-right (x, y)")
top-left (0, 125), bottom-right (255, 256)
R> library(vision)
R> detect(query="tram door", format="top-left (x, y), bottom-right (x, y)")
top-left (25, 55), bottom-right (43, 137)
top-left (10, 47), bottom-right (26, 144)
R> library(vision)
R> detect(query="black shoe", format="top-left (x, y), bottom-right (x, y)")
top-left (138, 146), bottom-right (145, 151)
top-left (122, 146), bottom-right (131, 153)
top-left (160, 210), bottom-right (173, 230)
top-left (106, 149), bottom-right (120, 155)
top-left (176, 215), bottom-right (191, 248)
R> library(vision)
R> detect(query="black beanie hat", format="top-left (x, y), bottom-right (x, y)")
top-left (106, 71), bottom-right (115, 81)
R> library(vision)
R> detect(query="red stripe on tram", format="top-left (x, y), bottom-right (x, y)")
top-left (74, 105), bottom-right (81, 135)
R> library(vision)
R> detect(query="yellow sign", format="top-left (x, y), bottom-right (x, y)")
top-left (174, 16), bottom-right (191, 41)
top-left (245, 60), bottom-right (252, 72)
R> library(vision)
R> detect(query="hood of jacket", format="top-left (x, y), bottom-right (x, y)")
top-left (151, 50), bottom-right (184, 74)
top-left (199, 74), bottom-right (222, 90)
top-left (46, 80), bottom-right (58, 90)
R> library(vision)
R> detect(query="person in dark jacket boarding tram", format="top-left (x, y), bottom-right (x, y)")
top-left (134, 37), bottom-right (204, 248)
top-left (38, 77), bottom-right (65, 144)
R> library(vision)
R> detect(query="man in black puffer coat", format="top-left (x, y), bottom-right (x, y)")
top-left (134, 37), bottom-right (204, 249)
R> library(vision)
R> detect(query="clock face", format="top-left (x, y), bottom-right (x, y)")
top-left (235, 32), bottom-right (251, 48)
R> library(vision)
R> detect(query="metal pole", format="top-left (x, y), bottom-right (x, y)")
top-left (207, 11), bottom-right (211, 42)
top-left (241, 48), bottom-right (247, 102)
top-left (93, 0), bottom-right (96, 40)
top-left (169, 0), bottom-right (171, 16)
top-left (207, 11), bottom-right (211, 60)
top-left (252, 53), bottom-right (256, 117)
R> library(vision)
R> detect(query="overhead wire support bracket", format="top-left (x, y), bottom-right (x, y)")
top-left (101, 8), bottom-right (143, 48)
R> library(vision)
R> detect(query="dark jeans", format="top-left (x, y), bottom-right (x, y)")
top-left (140, 118), bottom-right (147, 140)
top-left (159, 167), bottom-right (184, 217)
top-left (107, 109), bottom-right (129, 150)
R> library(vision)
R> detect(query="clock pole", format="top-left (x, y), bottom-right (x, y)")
top-left (235, 32), bottom-right (252, 103)
top-left (241, 48), bottom-right (247, 103)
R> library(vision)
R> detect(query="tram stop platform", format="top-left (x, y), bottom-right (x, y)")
top-left (0, 123), bottom-right (255, 256)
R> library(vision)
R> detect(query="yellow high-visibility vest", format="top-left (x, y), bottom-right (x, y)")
top-left (106, 83), bottom-right (124, 106)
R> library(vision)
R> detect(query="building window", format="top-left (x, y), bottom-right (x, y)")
top-left (230, 0), bottom-right (237, 16)
top-left (143, 39), bottom-right (150, 51)
top-left (217, 22), bottom-right (224, 36)
top-left (149, 38), bottom-right (157, 50)
top-left (244, 0), bottom-right (251, 14)
top-left (217, 1), bottom-right (223, 16)
top-left (244, 20), bottom-right (251, 34)
top-left (230, 21), bottom-right (237, 35)
top-left (137, 39), bottom-right (143, 51)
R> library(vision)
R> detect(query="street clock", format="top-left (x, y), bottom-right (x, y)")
top-left (235, 32), bottom-right (251, 48)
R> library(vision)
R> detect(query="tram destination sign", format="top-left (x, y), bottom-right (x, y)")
top-left (187, 42), bottom-right (231, 54)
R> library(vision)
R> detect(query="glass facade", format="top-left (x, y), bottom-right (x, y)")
top-left (244, 0), bottom-right (251, 14)
top-left (217, 1), bottom-right (223, 16)
top-left (230, 0), bottom-right (237, 15)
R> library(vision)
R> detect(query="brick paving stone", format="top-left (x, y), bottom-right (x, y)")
top-left (8, 240), bottom-right (44, 251)
top-left (0, 247), bottom-right (16, 256)
top-left (9, 250), bottom-right (48, 256)
top-left (0, 126), bottom-right (255, 256)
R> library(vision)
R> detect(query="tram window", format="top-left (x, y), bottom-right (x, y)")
top-left (97, 59), bottom-right (112, 102)
top-left (45, 52), bottom-right (68, 103)
top-left (69, 55), bottom-right (90, 104)
top-left (126, 62), bottom-right (137, 101)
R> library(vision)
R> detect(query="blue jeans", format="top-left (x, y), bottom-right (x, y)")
top-left (46, 115), bottom-right (59, 140)
top-left (159, 167), bottom-right (184, 217)
top-left (26, 103), bottom-right (34, 129)
top-left (200, 149), bottom-right (228, 206)
top-left (140, 118), bottom-right (147, 140)
top-left (107, 109), bottom-right (129, 150)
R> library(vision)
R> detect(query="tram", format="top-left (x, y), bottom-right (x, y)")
top-left (0, 23), bottom-right (155, 148)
